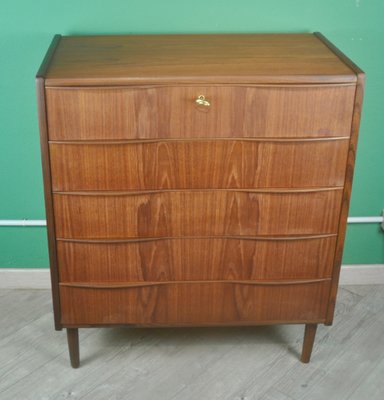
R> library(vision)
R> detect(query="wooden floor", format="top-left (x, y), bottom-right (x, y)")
top-left (1, 285), bottom-right (383, 400)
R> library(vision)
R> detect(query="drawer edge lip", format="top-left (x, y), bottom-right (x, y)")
top-left (52, 187), bottom-right (344, 196)
top-left (56, 233), bottom-right (338, 244)
top-left (61, 320), bottom-right (327, 328)
top-left (48, 136), bottom-right (351, 145)
top-left (59, 278), bottom-right (331, 289)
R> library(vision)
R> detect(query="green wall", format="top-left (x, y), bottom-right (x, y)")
top-left (0, 0), bottom-right (383, 268)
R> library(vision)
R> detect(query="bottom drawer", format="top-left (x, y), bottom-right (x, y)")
top-left (60, 281), bottom-right (331, 326)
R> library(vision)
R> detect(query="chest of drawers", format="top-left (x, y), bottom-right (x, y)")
top-left (36, 33), bottom-right (364, 368)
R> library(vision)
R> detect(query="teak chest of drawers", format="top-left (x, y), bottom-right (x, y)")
top-left (36, 33), bottom-right (364, 368)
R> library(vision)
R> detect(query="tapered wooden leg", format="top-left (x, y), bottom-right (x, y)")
top-left (66, 328), bottom-right (80, 368)
top-left (300, 324), bottom-right (317, 363)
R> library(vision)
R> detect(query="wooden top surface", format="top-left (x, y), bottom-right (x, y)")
top-left (41, 33), bottom-right (357, 86)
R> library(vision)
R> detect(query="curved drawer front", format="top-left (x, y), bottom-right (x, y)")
top-left (53, 190), bottom-right (342, 239)
top-left (46, 85), bottom-right (355, 140)
top-left (59, 281), bottom-right (331, 326)
top-left (57, 236), bottom-right (337, 283)
top-left (50, 139), bottom-right (349, 191)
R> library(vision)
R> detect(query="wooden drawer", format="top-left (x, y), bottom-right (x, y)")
top-left (46, 85), bottom-right (355, 140)
top-left (59, 281), bottom-right (331, 326)
top-left (50, 139), bottom-right (349, 191)
top-left (53, 190), bottom-right (342, 239)
top-left (57, 236), bottom-right (337, 283)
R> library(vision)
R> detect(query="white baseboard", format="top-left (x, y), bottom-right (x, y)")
top-left (0, 265), bottom-right (383, 289)
top-left (0, 269), bottom-right (51, 289)
top-left (339, 264), bottom-right (384, 285)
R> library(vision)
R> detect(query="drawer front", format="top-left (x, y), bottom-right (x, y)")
top-left (46, 85), bottom-right (355, 140)
top-left (58, 236), bottom-right (336, 283)
top-left (60, 281), bottom-right (331, 325)
top-left (53, 190), bottom-right (342, 239)
top-left (50, 139), bottom-right (349, 191)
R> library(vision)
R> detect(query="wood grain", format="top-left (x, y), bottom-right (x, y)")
top-left (45, 85), bottom-right (355, 140)
top-left (44, 34), bottom-right (356, 86)
top-left (49, 139), bottom-right (349, 191)
top-left (59, 281), bottom-right (331, 326)
top-left (57, 236), bottom-right (337, 283)
top-left (53, 190), bottom-right (343, 239)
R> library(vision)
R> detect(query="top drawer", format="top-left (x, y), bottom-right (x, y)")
top-left (46, 85), bottom-right (355, 140)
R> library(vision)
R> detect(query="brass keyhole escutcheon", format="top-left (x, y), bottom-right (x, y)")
top-left (195, 95), bottom-right (211, 107)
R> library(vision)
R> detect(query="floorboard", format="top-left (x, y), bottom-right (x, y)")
top-left (0, 286), bottom-right (383, 400)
